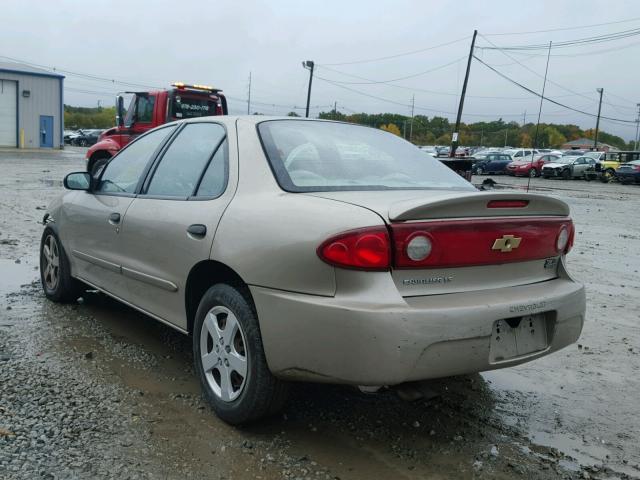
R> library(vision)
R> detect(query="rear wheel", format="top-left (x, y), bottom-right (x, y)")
top-left (40, 228), bottom-right (83, 303)
top-left (529, 168), bottom-right (537, 178)
top-left (79, 139), bottom-right (87, 147)
top-left (193, 284), bottom-right (288, 425)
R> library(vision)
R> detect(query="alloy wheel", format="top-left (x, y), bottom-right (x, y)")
top-left (200, 306), bottom-right (248, 402)
top-left (42, 235), bottom-right (60, 290)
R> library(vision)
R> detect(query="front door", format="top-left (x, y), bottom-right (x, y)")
top-left (64, 125), bottom-right (177, 298)
top-left (116, 122), bottom-right (234, 330)
top-left (39, 115), bottom-right (53, 148)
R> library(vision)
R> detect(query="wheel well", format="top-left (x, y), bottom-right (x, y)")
top-left (88, 151), bottom-right (112, 170)
top-left (184, 260), bottom-right (253, 335)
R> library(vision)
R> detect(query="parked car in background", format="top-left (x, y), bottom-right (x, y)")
top-left (507, 154), bottom-right (560, 177)
top-left (542, 155), bottom-right (596, 179)
top-left (64, 130), bottom-right (81, 145)
top-left (419, 146), bottom-right (437, 156)
top-left (615, 159), bottom-right (640, 184)
top-left (594, 151), bottom-right (640, 182)
top-left (504, 148), bottom-right (540, 160)
top-left (40, 116), bottom-right (585, 425)
top-left (561, 150), bottom-right (586, 157)
top-left (472, 152), bottom-right (513, 175)
top-left (71, 129), bottom-right (103, 147)
top-left (436, 146), bottom-right (450, 157)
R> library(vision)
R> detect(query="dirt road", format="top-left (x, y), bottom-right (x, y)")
top-left (1, 149), bottom-right (639, 479)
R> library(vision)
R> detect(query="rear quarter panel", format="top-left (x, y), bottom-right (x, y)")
top-left (211, 118), bottom-right (384, 296)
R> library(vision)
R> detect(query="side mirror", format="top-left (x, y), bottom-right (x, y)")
top-left (116, 95), bottom-right (125, 128)
top-left (64, 172), bottom-right (91, 191)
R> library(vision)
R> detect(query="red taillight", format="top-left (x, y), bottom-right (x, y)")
top-left (392, 217), bottom-right (574, 269)
top-left (317, 227), bottom-right (391, 270)
top-left (487, 200), bottom-right (529, 208)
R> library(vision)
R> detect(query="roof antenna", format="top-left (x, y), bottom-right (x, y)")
top-left (528, 40), bottom-right (552, 193)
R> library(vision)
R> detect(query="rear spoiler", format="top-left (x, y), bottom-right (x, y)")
top-left (389, 192), bottom-right (569, 221)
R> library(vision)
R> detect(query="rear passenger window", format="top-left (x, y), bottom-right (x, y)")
top-left (146, 123), bottom-right (225, 197)
top-left (196, 139), bottom-right (228, 198)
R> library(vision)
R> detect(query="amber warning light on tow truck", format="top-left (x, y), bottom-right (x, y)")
top-left (172, 82), bottom-right (219, 92)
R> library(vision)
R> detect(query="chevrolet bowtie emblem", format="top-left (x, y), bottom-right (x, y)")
top-left (492, 235), bottom-right (522, 252)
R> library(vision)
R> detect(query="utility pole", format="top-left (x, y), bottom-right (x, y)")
top-left (409, 94), bottom-right (415, 142)
top-left (450, 29), bottom-right (477, 157)
top-left (480, 128), bottom-right (484, 146)
top-left (247, 71), bottom-right (252, 115)
top-left (528, 41), bottom-right (552, 192)
top-left (594, 88), bottom-right (603, 150)
top-left (403, 120), bottom-right (407, 139)
top-left (302, 61), bottom-right (315, 118)
top-left (634, 103), bottom-right (640, 150)
top-left (523, 110), bottom-right (526, 126)
top-left (504, 129), bottom-right (508, 147)
top-left (334, 101), bottom-right (337, 120)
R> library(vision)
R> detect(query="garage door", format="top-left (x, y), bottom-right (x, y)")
top-left (0, 79), bottom-right (17, 147)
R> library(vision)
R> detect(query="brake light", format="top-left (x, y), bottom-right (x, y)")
top-left (392, 217), bottom-right (574, 268)
top-left (317, 227), bottom-right (390, 270)
top-left (487, 200), bottom-right (529, 208)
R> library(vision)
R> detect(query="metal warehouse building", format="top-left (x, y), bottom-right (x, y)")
top-left (0, 62), bottom-right (64, 149)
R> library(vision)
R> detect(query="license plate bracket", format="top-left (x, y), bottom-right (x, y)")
top-left (489, 314), bottom-right (548, 363)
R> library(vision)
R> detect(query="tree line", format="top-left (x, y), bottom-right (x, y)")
top-left (314, 110), bottom-right (634, 150)
top-left (64, 104), bottom-right (634, 150)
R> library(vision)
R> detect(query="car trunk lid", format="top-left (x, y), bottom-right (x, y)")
top-left (307, 190), bottom-right (572, 296)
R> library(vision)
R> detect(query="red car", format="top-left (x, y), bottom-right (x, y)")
top-left (507, 154), bottom-right (560, 177)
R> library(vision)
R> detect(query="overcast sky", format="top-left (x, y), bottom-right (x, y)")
top-left (2, 0), bottom-right (639, 139)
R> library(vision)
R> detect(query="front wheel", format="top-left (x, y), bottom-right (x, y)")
top-left (529, 168), bottom-right (537, 178)
top-left (562, 169), bottom-right (571, 180)
top-left (90, 156), bottom-right (110, 177)
top-left (40, 228), bottom-right (83, 303)
top-left (193, 284), bottom-right (288, 425)
top-left (475, 167), bottom-right (484, 175)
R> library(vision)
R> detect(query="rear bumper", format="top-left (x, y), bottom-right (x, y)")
top-left (252, 268), bottom-right (585, 385)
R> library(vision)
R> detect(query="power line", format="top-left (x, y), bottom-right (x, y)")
top-left (481, 39), bottom-right (640, 58)
top-left (476, 34), bottom-right (600, 104)
top-left (316, 57), bottom-right (465, 85)
top-left (0, 54), bottom-right (161, 90)
top-left (320, 35), bottom-right (470, 66)
top-left (317, 62), bottom-right (600, 101)
top-left (472, 55), bottom-right (637, 125)
top-left (484, 16), bottom-right (640, 36)
top-left (478, 27), bottom-right (640, 50)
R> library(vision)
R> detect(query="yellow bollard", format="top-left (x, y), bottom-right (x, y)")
top-left (20, 129), bottom-right (24, 149)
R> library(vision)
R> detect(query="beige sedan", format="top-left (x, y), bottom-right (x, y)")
top-left (40, 117), bottom-right (586, 424)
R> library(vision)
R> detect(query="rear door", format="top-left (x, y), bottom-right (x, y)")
top-left (115, 121), bottom-right (236, 330)
top-left (64, 125), bottom-right (177, 297)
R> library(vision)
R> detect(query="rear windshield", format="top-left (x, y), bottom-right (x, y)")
top-left (258, 120), bottom-right (475, 192)
top-left (169, 94), bottom-right (218, 119)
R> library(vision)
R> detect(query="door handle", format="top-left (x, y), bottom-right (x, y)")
top-left (109, 212), bottom-right (121, 224)
top-left (187, 224), bottom-right (207, 237)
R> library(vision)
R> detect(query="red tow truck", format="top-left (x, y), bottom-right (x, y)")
top-left (86, 82), bottom-right (228, 174)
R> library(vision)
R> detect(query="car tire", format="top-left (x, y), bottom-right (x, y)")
top-left (562, 169), bottom-right (571, 180)
top-left (193, 284), bottom-right (288, 425)
top-left (79, 139), bottom-right (87, 147)
top-left (529, 168), bottom-right (537, 178)
top-left (40, 228), bottom-right (84, 303)
top-left (476, 167), bottom-right (484, 175)
top-left (90, 157), bottom-right (110, 177)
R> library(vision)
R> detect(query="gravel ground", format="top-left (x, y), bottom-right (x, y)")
top-left (0, 149), bottom-right (639, 479)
